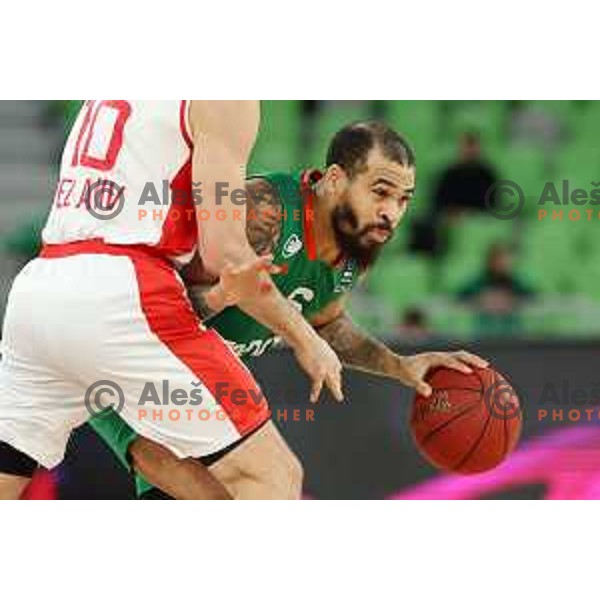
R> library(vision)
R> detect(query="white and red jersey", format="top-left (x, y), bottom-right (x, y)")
top-left (43, 100), bottom-right (197, 265)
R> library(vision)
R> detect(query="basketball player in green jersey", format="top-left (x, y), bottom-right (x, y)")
top-left (89, 121), bottom-right (487, 499)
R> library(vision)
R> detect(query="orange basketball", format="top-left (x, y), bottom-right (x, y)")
top-left (410, 366), bottom-right (522, 474)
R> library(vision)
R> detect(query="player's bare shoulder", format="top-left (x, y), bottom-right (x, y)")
top-left (245, 178), bottom-right (284, 256)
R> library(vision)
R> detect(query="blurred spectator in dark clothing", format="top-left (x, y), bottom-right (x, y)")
top-left (458, 242), bottom-right (535, 336)
top-left (410, 132), bottom-right (498, 257)
top-left (396, 306), bottom-right (431, 340)
top-left (432, 132), bottom-right (498, 214)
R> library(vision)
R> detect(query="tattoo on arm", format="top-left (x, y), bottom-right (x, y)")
top-left (245, 178), bottom-right (283, 256)
top-left (184, 178), bottom-right (283, 322)
top-left (317, 313), bottom-right (405, 380)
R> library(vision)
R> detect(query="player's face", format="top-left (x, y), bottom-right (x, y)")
top-left (330, 149), bottom-right (415, 268)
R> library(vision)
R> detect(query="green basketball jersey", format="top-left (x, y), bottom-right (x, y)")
top-left (206, 171), bottom-right (361, 358)
top-left (88, 170), bottom-right (363, 498)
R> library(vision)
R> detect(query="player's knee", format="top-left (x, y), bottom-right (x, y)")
top-left (274, 448), bottom-right (304, 499)
top-left (221, 445), bottom-right (303, 499)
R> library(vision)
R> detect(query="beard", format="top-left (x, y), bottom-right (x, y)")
top-left (331, 202), bottom-right (392, 270)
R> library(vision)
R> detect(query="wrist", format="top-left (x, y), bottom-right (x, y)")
top-left (281, 312), bottom-right (318, 350)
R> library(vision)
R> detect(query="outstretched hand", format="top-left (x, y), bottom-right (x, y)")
top-left (398, 351), bottom-right (489, 397)
top-left (204, 255), bottom-right (283, 312)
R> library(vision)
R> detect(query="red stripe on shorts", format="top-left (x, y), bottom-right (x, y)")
top-left (130, 255), bottom-right (270, 436)
top-left (39, 240), bottom-right (270, 437)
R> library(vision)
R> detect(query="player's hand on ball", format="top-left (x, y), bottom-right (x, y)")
top-left (294, 333), bottom-right (344, 404)
top-left (204, 255), bottom-right (283, 311)
top-left (399, 351), bottom-right (489, 397)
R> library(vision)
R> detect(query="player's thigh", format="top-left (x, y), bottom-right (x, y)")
top-left (0, 283), bottom-right (88, 469)
top-left (112, 326), bottom-right (270, 460)
top-left (99, 254), bottom-right (271, 460)
top-left (0, 364), bottom-right (87, 469)
top-left (209, 420), bottom-right (303, 498)
top-left (0, 256), bottom-right (117, 469)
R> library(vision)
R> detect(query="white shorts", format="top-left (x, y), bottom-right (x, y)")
top-left (0, 241), bottom-right (270, 469)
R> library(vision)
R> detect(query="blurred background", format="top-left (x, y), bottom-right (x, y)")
top-left (3, 100), bottom-right (600, 499)
top-left (251, 100), bottom-right (600, 340)
top-left (4, 100), bottom-right (600, 340)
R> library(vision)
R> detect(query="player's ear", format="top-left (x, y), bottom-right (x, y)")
top-left (324, 164), bottom-right (348, 194)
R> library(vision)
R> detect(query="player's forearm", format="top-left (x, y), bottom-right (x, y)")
top-left (237, 288), bottom-right (319, 351)
top-left (190, 100), bottom-right (260, 276)
top-left (316, 313), bottom-right (408, 381)
top-left (186, 263), bottom-right (319, 353)
top-left (196, 197), bottom-right (258, 275)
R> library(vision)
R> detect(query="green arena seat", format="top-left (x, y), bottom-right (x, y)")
top-left (447, 215), bottom-right (515, 258)
top-left (445, 101), bottom-right (508, 146)
top-left (517, 221), bottom-right (578, 293)
top-left (495, 144), bottom-right (548, 215)
top-left (306, 101), bottom-right (373, 166)
top-left (437, 253), bottom-right (483, 295)
top-left (250, 101), bottom-right (302, 172)
top-left (366, 254), bottom-right (432, 312)
top-left (568, 259), bottom-right (600, 301)
top-left (430, 305), bottom-right (475, 338)
top-left (386, 101), bottom-right (439, 152)
top-left (571, 102), bottom-right (600, 141)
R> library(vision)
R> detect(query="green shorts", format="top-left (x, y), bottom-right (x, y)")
top-left (89, 407), bottom-right (271, 497)
top-left (88, 408), bottom-right (154, 497)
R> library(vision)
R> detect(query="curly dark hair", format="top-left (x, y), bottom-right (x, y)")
top-left (326, 120), bottom-right (415, 178)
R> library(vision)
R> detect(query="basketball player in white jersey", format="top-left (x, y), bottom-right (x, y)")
top-left (0, 100), bottom-right (343, 499)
